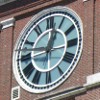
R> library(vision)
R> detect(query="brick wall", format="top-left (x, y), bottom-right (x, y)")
top-left (0, 27), bottom-right (13, 100)
top-left (0, 0), bottom-right (100, 100)
top-left (94, 0), bottom-right (100, 73)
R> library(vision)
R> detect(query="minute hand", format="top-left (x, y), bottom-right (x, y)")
top-left (46, 29), bottom-right (55, 51)
top-left (15, 47), bottom-right (46, 51)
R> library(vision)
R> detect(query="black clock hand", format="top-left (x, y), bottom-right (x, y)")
top-left (46, 30), bottom-right (54, 52)
top-left (15, 47), bottom-right (46, 51)
top-left (46, 24), bottom-right (56, 52)
top-left (43, 53), bottom-right (48, 68)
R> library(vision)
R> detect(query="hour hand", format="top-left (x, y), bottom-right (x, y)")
top-left (15, 47), bottom-right (46, 51)
top-left (46, 27), bottom-right (56, 51)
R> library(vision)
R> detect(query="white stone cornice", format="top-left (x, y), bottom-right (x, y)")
top-left (0, 17), bottom-right (15, 30)
top-left (37, 72), bottom-right (100, 100)
top-left (83, 0), bottom-right (89, 2)
top-left (84, 73), bottom-right (100, 88)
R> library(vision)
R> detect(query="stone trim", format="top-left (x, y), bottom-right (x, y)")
top-left (84, 73), bottom-right (100, 88)
top-left (0, 17), bottom-right (15, 30)
top-left (36, 72), bottom-right (100, 100)
top-left (83, 0), bottom-right (90, 2)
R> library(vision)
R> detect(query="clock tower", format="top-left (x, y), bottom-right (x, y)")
top-left (0, 0), bottom-right (100, 100)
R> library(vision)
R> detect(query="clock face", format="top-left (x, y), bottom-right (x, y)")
top-left (13, 6), bottom-right (83, 93)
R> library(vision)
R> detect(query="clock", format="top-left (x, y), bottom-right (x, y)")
top-left (13, 6), bottom-right (83, 93)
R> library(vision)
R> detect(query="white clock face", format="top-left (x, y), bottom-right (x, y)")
top-left (13, 6), bottom-right (83, 93)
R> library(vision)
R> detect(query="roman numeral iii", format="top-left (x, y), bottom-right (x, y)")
top-left (63, 52), bottom-right (74, 63)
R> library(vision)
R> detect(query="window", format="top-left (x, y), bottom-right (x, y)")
top-left (11, 86), bottom-right (20, 100)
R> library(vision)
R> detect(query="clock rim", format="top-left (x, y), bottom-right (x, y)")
top-left (12, 6), bottom-right (83, 93)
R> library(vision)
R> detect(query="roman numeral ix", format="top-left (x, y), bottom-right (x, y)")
top-left (25, 40), bottom-right (34, 46)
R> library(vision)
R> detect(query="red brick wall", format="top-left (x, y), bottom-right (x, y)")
top-left (94, 0), bottom-right (100, 73)
top-left (0, 0), bottom-right (100, 100)
top-left (0, 27), bottom-right (13, 100)
top-left (75, 1), bottom-right (100, 99)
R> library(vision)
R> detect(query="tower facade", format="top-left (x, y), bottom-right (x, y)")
top-left (0, 0), bottom-right (100, 100)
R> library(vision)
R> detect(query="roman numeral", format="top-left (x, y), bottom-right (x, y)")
top-left (67, 38), bottom-right (78, 48)
top-left (46, 16), bottom-right (54, 29)
top-left (46, 71), bottom-right (51, 84)
top-left (32, 71), bottom-right (41, 84)
top-left (23, 63), bottom-right (34, 78)
top-left (25, 40), bottom-right (34, 46)
top-left (34, 25), bottom-right (42, 36)
top-left (58, 17), bottom-right (65, 29)
top-left (65, 24), bottom-right (75, 36)
top-left (63, 52), bottom-right (74, 63)
top-left (57, 66), bottom-right (63, 76)
top-left (21, 53), bottom-right (31, 61)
